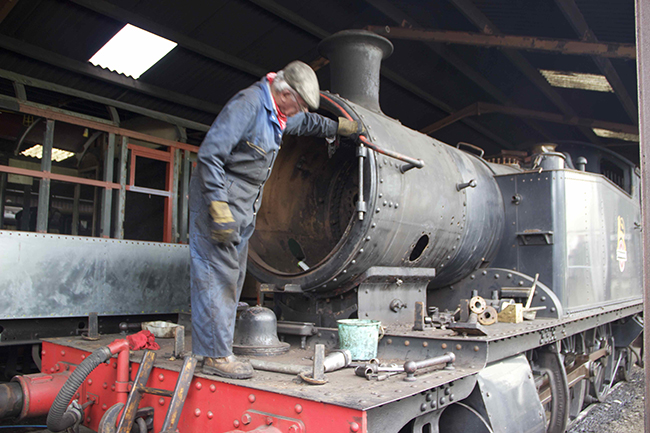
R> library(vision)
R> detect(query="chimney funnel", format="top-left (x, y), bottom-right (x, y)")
top-left (319, 30), bottom-right (393, 113)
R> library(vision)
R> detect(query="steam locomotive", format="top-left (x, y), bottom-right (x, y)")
top-left (0, 30), bottom-right (642, 433)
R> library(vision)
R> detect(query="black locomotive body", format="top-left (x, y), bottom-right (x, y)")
top-left (0, 30), bottom-right (642, 433)
top-left (242, 30), bottom-right (643, 433)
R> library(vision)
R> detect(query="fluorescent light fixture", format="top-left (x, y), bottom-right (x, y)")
top-left (592, 128), bottom-right (639, 142)
top-left (89, 24), bottom-right (177, 79)
top-left (21, 145), bottom-right (75, 162)
top-left (539, 69), bottom-right (613, 92)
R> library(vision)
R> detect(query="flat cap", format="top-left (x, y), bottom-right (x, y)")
top-left (282, 61), bottom-right (320, 110)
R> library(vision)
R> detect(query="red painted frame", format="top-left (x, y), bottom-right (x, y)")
top-left (126, 144), bottom-right (175, 243)
top-left (40, 341), bottom-right (368, 433)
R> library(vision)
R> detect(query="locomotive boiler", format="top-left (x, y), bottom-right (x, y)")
top-left (0, 30), bottom-right (642, 433)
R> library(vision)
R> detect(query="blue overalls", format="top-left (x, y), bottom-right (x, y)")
top-left (190, 77), bottom-right (337, 358)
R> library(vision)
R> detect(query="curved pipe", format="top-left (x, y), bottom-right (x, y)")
top-left (321, 93), bottom-right (424, 169)
top-left (47, 339), bottom-right (129, 433)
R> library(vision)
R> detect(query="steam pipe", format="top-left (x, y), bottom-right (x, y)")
top-left (321, 93), bottom-right (424, 169)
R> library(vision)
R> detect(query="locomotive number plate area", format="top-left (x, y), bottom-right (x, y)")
top-left (539, 327), bottom-right (557, 345)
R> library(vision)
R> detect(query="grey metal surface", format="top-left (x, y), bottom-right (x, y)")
top-left (171, 148), bottom-right (180, 243)
top-left (248, 32), bottom-right (508, 295)
top-left (493, 168), bottom-right (643, 314)
top-left (36, 119), bottom-right (54, 233)
top-left (0, 230), bottom-right (190, 318)
top-left (358, 281), bottom-right (426, 324)
top-left (428, 268), bottom-right (563, 319)
top-left (476, 355), bottom-right (546, 433)
top-left (100, 133), bottom-right (115, 238)
top-left (249, 93), bottom-right (506, 294)
top-left (365, 377), bottom-right (476, 432)
top-left (113, 136), bottom-right (128, 239)
top-left (179, 150), bottom-right (191, 244)
top-left (635, 1), bottom-right (650, 429)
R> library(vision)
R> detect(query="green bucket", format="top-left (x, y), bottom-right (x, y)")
top-left (337, 319), bottom-right (384, 361)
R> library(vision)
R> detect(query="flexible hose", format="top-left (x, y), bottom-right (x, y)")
top-left (46, 346), bottom-right (112, 433)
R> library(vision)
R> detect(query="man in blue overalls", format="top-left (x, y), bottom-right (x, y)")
top-left (190, 61), bottom-right (360, 379)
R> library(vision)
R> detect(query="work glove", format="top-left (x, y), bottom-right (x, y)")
top-left (208, 201), bottom-right (238, 245)
top-left (337, 117), bottom-right (366, 143)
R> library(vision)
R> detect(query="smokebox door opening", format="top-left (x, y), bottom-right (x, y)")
top-left (249, 134), bottom-right (364, 275)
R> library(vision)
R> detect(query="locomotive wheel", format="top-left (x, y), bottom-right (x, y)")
top-left (616, 347), bottom-right (633, 382)
top-left (563, 334), bottom-right (588, 420)
top-left (534, 349), bottom-right (569, 433)
top-left (589, 325), bottom-right (615, 402)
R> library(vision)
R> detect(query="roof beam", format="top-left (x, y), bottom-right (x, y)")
top-left (0, 68), bottom-right (210, 131)
top-left (247, 0), bottom-right (512, 149)
top-left (421, 102), bottom-right (638, 137)
top-left (364, 0), bottom-right (554, 142)
top-left (72, 0), bottom-right (512, 148)
top-left (0, 35), bottom-right (222, 116)
top-left (555, 0), bottom-right (638, 124)
top-left (449, 0), bottom-right (600, 144)
top-left (366, 26), bottom-right (636, 59)
top-left (70, 0), bottom-right (266, 77)
top-left (0, 0), bottom-right (19, 24)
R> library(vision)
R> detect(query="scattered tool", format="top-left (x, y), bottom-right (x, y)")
top-left (249, 345), bottom-right (352, 385)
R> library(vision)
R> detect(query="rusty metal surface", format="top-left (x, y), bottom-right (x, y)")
top-left (44, 299), bottom-right (640, 413)
top-left (367, 25), bottom-right (636, 59)
top-left (116, 351), bottom-right (156, 433)
top-left (46, 333), bottom-right (483, 412)
top-left (160, 355), bottom-right (197, 432)
top-left (421, 101), bottom-right (638, 135)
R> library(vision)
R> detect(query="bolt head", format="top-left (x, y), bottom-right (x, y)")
top-left (350, 422), bottom-right (360, 432)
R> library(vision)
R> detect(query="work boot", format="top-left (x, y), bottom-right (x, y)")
top-left (202, 355), bottom-right (254, 379)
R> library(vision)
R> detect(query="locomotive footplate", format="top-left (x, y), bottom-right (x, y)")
top-left (35, 299), bottom-right (641, 432)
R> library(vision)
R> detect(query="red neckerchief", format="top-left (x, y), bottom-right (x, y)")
top-left (266, 72), bottom-right (287, 130)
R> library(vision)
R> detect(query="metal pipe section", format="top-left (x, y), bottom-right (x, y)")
top-left (250, 350), bottom-right (351, 375)
top-left (0, 382), bottom-right (24, 419)
top-left (10, 372), bottom-right (71, 420)
top-left (318, 30), bottom-right (393, 113)
top-left (403, 352), bottom-right (456, 381)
